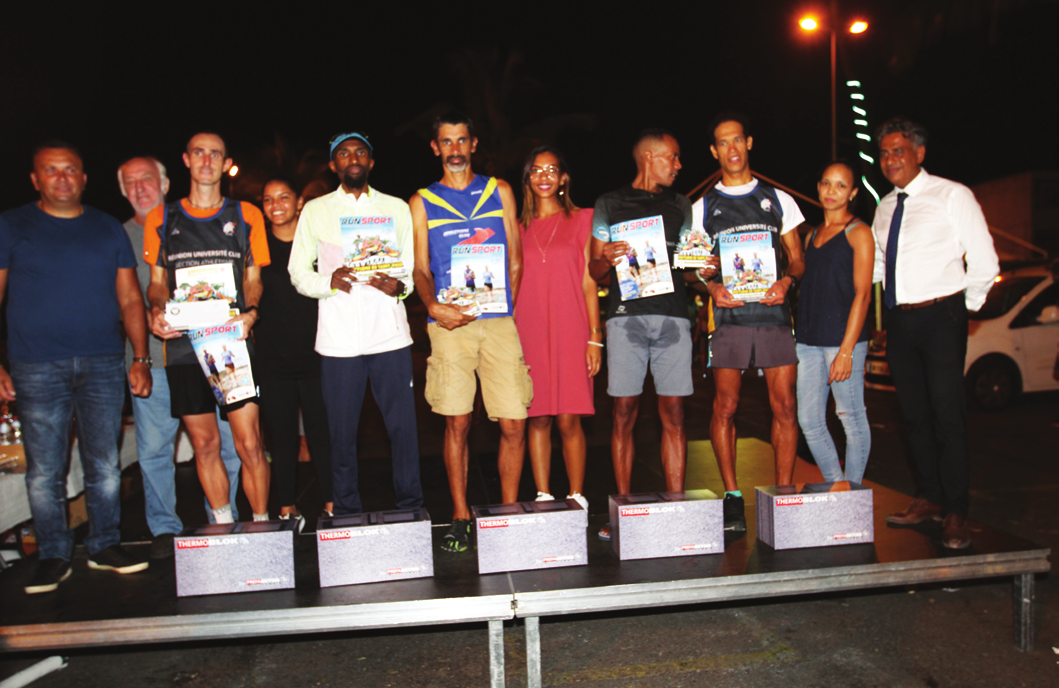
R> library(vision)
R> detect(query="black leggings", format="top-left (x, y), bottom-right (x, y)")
top-left (257, 369), bottom-right (333, 505)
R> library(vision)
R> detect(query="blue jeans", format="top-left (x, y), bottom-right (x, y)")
top-left (132, 368), bottom-right (241, 535)
top-left (12, 355), bottom-right (126, 560)
top-left (795, 341), bottom-right (871, 484)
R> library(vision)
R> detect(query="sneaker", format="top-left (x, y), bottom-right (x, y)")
top-left (88, 545), bottom-right (149, 574)
top-left (723, 494), bottom-right (747, 533)
top-left (568, 493), bottom-right (589, 511)
top-left (149, 533), bottom-right (176, 560)
top-left (598, 523), bottom-right (611, 541)
top-left (25, 558), bottom-right (72, 594)
top-left (535, 491), bottom-right (554, 501)
top-left (279, 512), bottom-right (306, 534)
top-left (440, 519), bottom-right (471, 553)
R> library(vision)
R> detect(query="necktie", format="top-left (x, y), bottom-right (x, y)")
top-left (883, 192), bottom-right (908, 309)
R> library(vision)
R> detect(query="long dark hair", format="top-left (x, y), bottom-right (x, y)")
top-left (520, 145), bottom-right (577, 227)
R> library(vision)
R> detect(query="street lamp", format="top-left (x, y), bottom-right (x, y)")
top-left (799, 2), bottom-right (869, 159)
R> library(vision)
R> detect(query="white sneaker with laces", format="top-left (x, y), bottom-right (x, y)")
top-left (535, 491), bottom-right (554, 501)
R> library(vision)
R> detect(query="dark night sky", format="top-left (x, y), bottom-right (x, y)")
top-left (3, 0), bottom-right (1056, 226)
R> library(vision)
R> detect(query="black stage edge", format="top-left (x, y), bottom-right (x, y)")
top-left (0, 482), bottom-right (1051, 687)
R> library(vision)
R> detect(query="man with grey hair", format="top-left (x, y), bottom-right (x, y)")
top-left (118, 156), bottom-right (242, 559)
top-left (871, 117), bottom-right (998, 549)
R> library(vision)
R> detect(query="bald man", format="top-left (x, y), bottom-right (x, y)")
top-left (588, 128), bottom-right (695, 540)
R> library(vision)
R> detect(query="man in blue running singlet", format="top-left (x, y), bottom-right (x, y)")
top-left (411, 112), bottom-right (531, 553)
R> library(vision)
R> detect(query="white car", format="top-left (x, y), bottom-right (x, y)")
top-left (965, 266), bottom-right (1058, 409)
top-left (864, 265), bottom-right (1059, 409)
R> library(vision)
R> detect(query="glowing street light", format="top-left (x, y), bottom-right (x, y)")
top-left (798, 3), bottom-right (869, 159)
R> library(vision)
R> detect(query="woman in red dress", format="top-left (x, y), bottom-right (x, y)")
top-left (515, 146), bottom-right (602, 511)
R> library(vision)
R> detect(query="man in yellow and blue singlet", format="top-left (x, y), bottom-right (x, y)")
top-left (410, 111), bottom-right (531, 553)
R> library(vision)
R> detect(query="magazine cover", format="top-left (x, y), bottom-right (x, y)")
top-left (449, 244), bottom-right (507, 314)
top-left (718, 230), bottom-right (776, 303)
top-left (674, 228), bottom-right (715, 269)
top-left (188, 323), bottom-right (257, 406)
top-left (340, 215), bottom-right (408, 279)
top-left (610, 215), bottom-right (674, 301)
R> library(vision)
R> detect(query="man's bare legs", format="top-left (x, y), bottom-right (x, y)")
top-left (185, 413), bottom-right (226, 509)
top-left (763, 364), bottom-right (798, 486)
top-left (611, 396), bottom-right (640, 495)
top-left (226, 404), bottom-right (270, 515)
top-left (657, 396), bottom-right (686, 492)
top-left (497, 418), bottom-right (526, 503)
top-left (710, 368), bottom-right (742, 492)
top-left (444, 414), bottom-right (472, 520)
top-left (443, 414), bottom-right (524, 520)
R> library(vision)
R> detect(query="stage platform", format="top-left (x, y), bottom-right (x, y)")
top-left (0, 440), bottom-right (1051, 688)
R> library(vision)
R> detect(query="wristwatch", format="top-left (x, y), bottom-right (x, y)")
top-left (786, 275), bottom-right (799, 290)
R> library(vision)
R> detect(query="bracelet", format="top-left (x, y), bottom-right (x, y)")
top-left (590, 327), bottom-right (603, 334)
top-left (133, 357), bottom-right (152, 365)
top-left (587, 341), bottom-right (604, 348)
top-left (697, 271), bottom-right (711, 287)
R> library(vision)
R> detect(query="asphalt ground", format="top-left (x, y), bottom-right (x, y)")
top-left (2, 307), bottom-right (1057, 687)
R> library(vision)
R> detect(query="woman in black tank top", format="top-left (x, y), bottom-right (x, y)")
top-left (794, 162), bottom-right (876, 484)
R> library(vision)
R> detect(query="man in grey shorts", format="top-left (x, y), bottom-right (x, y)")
top-left (695, 113), bottom-right (806, 532)
top-left (589, 129), bottom-right (695, 540)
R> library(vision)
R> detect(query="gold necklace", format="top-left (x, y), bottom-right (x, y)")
top-left (533, 214), bottom-right (561, 263)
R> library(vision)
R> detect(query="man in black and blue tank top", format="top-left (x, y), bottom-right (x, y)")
top-left (694, 114), bottom-right (806, 532)
top-left (588, 129), bottom-right (696, 541)
top-left (410, 112), bottom-right (531, 553)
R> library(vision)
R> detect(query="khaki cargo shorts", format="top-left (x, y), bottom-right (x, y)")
top-left (425, 316), bottom-right (533, 420)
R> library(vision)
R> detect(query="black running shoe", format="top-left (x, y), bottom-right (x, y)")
top-left (25, 558), bottom-right (72, 594)
top-left (440, 519), bottom-right (471, 553)
top-left (723, 494), bottom-right (747, 532)
top-left (88, 545), bottom-right (149, 574)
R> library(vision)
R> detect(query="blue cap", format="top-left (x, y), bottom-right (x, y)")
top-left (329, 131), bottom-right (372, 158)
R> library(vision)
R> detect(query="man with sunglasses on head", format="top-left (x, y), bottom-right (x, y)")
top-left (288, 132), bottom-right (423, 517)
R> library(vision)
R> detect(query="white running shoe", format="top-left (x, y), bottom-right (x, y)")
top-left (535, 491), bottom-right (554, 501)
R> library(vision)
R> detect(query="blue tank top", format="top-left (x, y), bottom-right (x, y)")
top-left (420, 175), bottom-right (512, 320)
top-left (795, 219), bottom-right (870, 346)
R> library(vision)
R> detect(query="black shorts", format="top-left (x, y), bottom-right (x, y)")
top-left (709, 324), bottom-right (797, 369)
top-left (166, 364), bottom-right (257, 420)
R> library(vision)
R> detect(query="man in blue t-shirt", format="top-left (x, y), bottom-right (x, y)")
top-left (0, 142), bottom-right (153, 594)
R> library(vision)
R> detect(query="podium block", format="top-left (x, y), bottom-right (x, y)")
top-left (317, 508), bottom-right (434, 587)
top-left (756, 482), bottom-right (874, 550)
top-left (474, 500), bottom-right (587, 574)
top-left (175, 520), bottom-right (296, 597)
top-left (609, 491), bottom-right (723, 560)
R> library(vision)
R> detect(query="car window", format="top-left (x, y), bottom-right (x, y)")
top-left (971, 276), bottom-right (1044, 321)
top-left (1010, 281), bottom-right (1058, 329)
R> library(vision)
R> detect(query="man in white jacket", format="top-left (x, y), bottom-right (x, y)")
top-left (288, 132), bottom-right (423, 515)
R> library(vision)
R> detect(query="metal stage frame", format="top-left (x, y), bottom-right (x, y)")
top-left (1, 482), bottom-right (1050, 688)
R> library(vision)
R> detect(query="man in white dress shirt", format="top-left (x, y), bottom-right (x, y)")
top-left (288, 132), bottom-right (423, 516)
top-left (871, 117), bottom-right (999, 549)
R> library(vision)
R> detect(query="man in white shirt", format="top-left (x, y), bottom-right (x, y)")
top-left (288, 132), bottom-right (423, 515)
top-left (871, 117), bottom-right (999, 549)
top-left (695, 113), bottom-right (806, 533)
